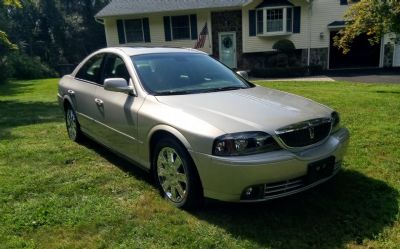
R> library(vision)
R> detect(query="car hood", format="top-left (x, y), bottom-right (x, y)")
top-left (155, 86), bottom-right (332, 134)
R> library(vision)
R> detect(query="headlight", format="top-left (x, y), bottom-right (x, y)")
top-left (331, 111), bottom-right (340, 131)
top-left (213, 131), bottom-right (281, 156)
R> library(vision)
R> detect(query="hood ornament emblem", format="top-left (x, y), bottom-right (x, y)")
top-left (308, 122), bottom-right (315, 139)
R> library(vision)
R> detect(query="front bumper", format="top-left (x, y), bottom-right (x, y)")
top-left (190, 128), bottom-right (350, 202)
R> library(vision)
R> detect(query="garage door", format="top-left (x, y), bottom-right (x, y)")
top-left (393, 44), bottom-right (400, 67)
top-left (329, 31), bottom-right (381, 69)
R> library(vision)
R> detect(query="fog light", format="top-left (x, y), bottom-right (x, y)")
top-left (241, 185), bottom-right (263, 200)
top-left (245, 187), bottom-right (253, 196)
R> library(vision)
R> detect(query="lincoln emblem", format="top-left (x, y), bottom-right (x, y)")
top-left (308, 123), bottom-right (315, 139)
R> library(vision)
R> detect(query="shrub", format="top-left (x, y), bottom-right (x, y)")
top-left (8, 53), bottom-right (58, 80)
top-left (272, 39), bottom-right (296, 53)
top-left (0, 61), bottom-right (13, 84)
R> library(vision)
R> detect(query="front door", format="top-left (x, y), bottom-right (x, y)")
top-left (94, 54), bottom-right (142, 162)
top-left (219, 32), bottom-right (237, 68)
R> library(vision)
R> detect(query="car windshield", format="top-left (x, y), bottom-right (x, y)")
top-left (131, 53), bottom-right (252, 95)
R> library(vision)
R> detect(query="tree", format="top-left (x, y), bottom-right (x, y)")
top-left (334, 0), bottom-right (400, 54)
top-left (0, 0), bottom-right (20, 49)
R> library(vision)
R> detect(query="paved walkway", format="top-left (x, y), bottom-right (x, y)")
top-left (251, 68), bottom-right (400, 84)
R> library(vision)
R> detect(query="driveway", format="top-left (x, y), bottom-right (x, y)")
top-left (252, 68), bottom-right (400, 84)
top-left (326, 68), bottom-right (400, 84)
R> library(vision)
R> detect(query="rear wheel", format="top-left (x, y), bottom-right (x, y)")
top-left (65, 105), bottom-right (83, 142)
top-left (153, 137), bottom-right (203, 209)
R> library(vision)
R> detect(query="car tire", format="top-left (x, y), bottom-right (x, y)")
top-left (65, 104), bottom-right (83, 142)
top-left (153, 137), bottom-right (203, 209)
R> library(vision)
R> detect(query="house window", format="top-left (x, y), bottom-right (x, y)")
top-left (125, 19), bottom-right (144, 43)
top-left (171, 15), bottom-right (191, 40)
top-left (163, 14), bottom-right (197, 41)
top-left (256, 7), bottom-right (293, 35)
top-left (117, 18), bottom-right (151, 43)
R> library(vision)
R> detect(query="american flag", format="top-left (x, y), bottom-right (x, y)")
top-left (194, 23), bottom-right (208, 49)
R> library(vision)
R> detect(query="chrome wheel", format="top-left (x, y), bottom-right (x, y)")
top-left (157, 147), bottom-right (188, 203)
top-left (66, 108), bottom-right (77, 140)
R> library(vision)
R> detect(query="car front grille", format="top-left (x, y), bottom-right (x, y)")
top-left (276, 118), bottom-right (332, 148)
top-left (264, 177), bottom-right (305, 197)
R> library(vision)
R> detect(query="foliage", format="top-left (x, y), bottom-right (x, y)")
top-left (8, 52), bottom-right (58, 79)
top-left (272, 39), bottom-right (296, 53)
top-left (1, 79), bottom-right (400, 248)
top-left (334, 0), bottom-right (400, 54)
top-left (0, 0), bottom-right (109, 82)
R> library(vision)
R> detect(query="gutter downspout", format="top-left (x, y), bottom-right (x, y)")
top-left (307, 0), bottom-right (313, 68)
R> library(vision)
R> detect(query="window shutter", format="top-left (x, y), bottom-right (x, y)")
top-left (249, 10), bottom-right (256, 36)
top-left (143, 18), bottom-right (151, 42)
top-left (340, 0), bottom-right (348, 5)
top-left (293, 7), bottom-right (301, 33)
top-left (117, 20), bottom-right (126, 44)
top-left (163, 16), bottom-right (172, 41)
top-left (190, 14), bottom-right (198, 40)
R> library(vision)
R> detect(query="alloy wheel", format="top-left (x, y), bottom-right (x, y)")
top-left (66, 108), bottom-right (77, 140)
top-left (157, 147), bottom-right (188, 203)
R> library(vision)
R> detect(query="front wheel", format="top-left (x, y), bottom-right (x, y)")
top-left (153, 137), bottom-right (203, 209)
top-left (65, 105), bottom-right (83, 142)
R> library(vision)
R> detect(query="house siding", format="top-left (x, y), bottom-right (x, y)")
top-left (103, 10), bottom-right (213, 54)
top-left (242, 0), bottom-right (349, 53)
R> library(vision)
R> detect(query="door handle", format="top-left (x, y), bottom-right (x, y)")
top-left (94, 98), bottom-right (104, 106)
top-left (67, 89), bottom-right (75, 95)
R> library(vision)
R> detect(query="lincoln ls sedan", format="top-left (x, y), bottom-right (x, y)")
top-left (58, 47), bottom-right (349, 209)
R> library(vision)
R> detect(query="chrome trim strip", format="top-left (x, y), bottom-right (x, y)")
top-left (265, 183), bottom-right (304, 194)
top-left (265, 179), bottom-right (303, 190)
top-left (76, 111), bottom-right (139, 142)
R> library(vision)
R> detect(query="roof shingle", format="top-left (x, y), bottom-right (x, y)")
top-left (96, 0), bottom-right (250, 18)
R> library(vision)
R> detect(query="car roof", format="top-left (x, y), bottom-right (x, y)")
top-left (98, 47), bottom-right (207, 57)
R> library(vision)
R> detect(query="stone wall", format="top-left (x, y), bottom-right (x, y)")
top-left (211, 10), bottom-right (243, 68)
top-left (301, 48), bottom-right (328, 69)
top-left (383, 44), bottom-right (394, 67)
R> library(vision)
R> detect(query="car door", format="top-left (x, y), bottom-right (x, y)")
top-left (93, 53), bottom-right (143, 161)
top-left (71, 53), bottom-right (105, 136)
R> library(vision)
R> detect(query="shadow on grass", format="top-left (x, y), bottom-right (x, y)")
top-left (194, 171), bottom-right (399, 248)
top-left (77, 137), bottom-right (152, 183)
top-left (0, 100), bottom-right (62, 139)
top-left (75, 134), bottom-right (399, 249)
top-left (0, 80), bottom-right (34, 97)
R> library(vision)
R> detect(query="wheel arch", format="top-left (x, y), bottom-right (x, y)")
top-left (62, 95), bottom-right (75, 112)
top-left (147, 125), bottom-right (193, 167)
top-left (148, 125), bottom-right (204, 201)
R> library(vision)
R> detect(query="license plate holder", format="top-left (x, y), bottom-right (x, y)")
top-left (307, 156), bottom-right (335, 184)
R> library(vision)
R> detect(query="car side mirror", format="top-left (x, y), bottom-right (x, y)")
top-left (104, 78), bottom-right (135, 95)
top-left (236, 70), bottom-right (249, 80)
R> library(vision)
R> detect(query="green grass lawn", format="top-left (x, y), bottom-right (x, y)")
top-left (0, 79), bottom-right (399, 249)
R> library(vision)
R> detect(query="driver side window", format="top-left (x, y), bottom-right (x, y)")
top-left (102, 54), bottom-right (131, 84)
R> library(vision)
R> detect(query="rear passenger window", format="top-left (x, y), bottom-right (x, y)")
top-left (76, 54), bottom-right (104, 84)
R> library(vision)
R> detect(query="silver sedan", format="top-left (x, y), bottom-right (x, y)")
top-left (58, 47), bottom-right (349, 209)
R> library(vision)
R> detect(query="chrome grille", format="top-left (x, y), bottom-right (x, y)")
top-left (276, 118), bottom-right (332, 148)
top-left (264, 177), bottom-right (305, 197)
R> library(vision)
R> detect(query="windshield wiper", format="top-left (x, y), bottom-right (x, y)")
top-left (203, 86), bottom-right (247, 92)
top-left (155, 90), bottom-right (197, 96)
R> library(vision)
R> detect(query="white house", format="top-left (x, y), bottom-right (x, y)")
top-left (95, 0), bottom-right (399, 71)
